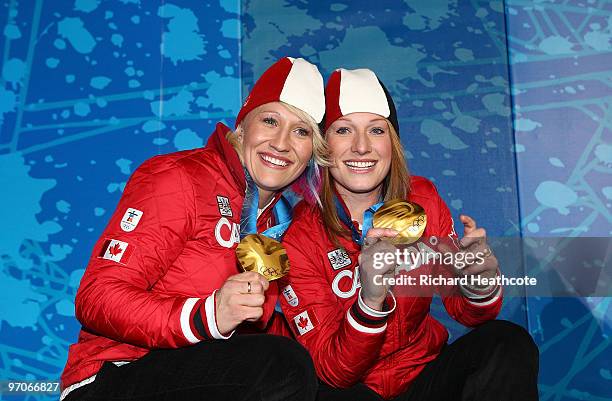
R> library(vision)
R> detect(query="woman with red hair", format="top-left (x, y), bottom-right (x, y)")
top-left (280, 68), bottom-right (539, 401)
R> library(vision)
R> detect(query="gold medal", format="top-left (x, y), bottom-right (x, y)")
top-left (372, 199), bottom-right (427, 245)
top-left (236, 234), bottom-right (290, 281)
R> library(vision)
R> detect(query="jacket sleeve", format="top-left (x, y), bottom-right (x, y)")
top-left (75, 157), bottom-right (230, 349)
top-left (280, 222), bottom-right (395, 388)
top-left (432, 185), bottom-right (503, 327)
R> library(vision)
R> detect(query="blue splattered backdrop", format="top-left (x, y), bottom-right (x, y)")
top-left (0, 0), bottom-right (610, 400)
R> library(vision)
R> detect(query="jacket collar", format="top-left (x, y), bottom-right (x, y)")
top-left (206, 122), bottom-right (247, 193)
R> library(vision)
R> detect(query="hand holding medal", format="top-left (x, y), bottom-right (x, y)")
top-left (359, 199), bottom-right (428, 310)
top-left (216, 174), bottom-right (294, 335)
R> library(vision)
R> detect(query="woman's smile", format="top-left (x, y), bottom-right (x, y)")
top-left (343, 159), bottom-right (378, 173)
top-left (258, 152), bottom-right (293, 169)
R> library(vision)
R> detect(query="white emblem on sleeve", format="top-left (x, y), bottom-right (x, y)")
top-left (120, 208), bottom-right (143, 232)
top-left (282, 285), bottom-right (299, 307)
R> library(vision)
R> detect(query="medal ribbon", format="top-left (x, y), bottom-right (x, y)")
top-left (240, 170), bottom-right (293, 240)
top-left (239, 171), bottom-right (294, 314)
top-left (333, 193), bottom-right (383, 247)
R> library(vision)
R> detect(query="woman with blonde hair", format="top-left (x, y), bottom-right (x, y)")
top-left (280, 68), bottom-right (539, 401)
top-left (60, 57), bottom-right (326, 401)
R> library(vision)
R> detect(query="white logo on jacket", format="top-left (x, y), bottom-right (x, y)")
top-left (327, 248), bottom-right (351, 270)
top-left (282, 285), bottom-right (299, 307)
top-left (215, 217), bottom-right (240, 248)
top-left (216, 196), bottom-right (233, 217)
top-left (331, 266), bottom-right (361, 298)
top-left (120, 208), bottom-right (142, 232)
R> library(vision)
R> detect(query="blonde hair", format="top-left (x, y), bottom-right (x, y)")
top-left (226, 102), bottom-right (331, 204)
top-left (320, 122), bottom-right (410, 240)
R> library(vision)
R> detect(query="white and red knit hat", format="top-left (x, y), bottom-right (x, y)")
top-left (235, 57), bottom-right (325, 127)
top-left (324, 68), bottom-right (399, 134)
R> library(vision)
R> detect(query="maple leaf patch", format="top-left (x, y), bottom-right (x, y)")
top-left (293, 310), bottom-right (317, 336)
top-left (99, 239), bottom-right (133, 264)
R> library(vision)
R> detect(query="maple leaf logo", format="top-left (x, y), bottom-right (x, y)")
top-left (298, 316), bottom-right (310, 330)
top-left (109, 243), bottom-right (124, 257)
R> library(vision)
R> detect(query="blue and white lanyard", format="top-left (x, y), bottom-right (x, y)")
top-left (240, 170), bottom-right (293, 241)
top-left (333, 193), bottom-right (384, 247)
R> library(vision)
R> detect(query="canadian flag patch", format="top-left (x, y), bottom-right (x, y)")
top-left (99, 239), bottom-right (134, 264)
top-left (293, 310), bottom-right (317, 336)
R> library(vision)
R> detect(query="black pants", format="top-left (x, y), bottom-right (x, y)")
top-left (65, 334), bottom-right (318, 401)
top-left (317, 320), bottom-right (539, 401)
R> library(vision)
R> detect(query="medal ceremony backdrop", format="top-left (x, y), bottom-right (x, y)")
top-left (0, 0), bottom-right (610, 399)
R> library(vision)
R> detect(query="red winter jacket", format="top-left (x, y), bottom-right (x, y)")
top-left (61, 123), bottom-right (290, 391)
top-left (279, 176), bottom-right (502, 399)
